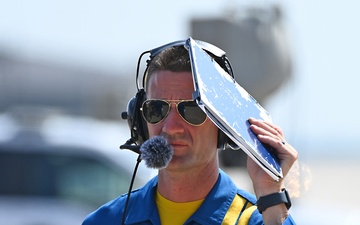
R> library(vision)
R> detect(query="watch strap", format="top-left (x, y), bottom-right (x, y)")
top-left (256, 188), bottom-right (291, 214)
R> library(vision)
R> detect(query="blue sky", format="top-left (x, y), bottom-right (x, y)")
top-left (1, 0), bottom-right (359, 157)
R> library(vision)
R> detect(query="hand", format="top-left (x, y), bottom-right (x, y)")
top-left (247, 117), bottom-right (298, 197)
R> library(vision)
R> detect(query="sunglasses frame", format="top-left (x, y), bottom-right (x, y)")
top-left (141, 99), bottom-right (207, 126)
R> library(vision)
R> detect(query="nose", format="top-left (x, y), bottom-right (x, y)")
top-left (161, 104), bottom-right (185, 135)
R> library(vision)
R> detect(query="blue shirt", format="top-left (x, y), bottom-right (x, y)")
top-left (82, 170), bottom-right (296, 224)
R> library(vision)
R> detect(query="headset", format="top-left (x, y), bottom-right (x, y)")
top-left (120, 38), bottom-right (237, 153)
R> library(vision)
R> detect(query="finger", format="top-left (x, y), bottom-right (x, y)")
top-left (250, 123), bottom-right (280, 142)
top-left (257, 134), bottom-right (287, 152)
top-left (249, 117), bottom-right (283, 136)
top-left (249, 118), bottom-right (284, 140)
top-left (257, 134), bottom-right (298, 175)
top-left (262, 120), bottom-right (284, 137)
top-left (248, 118), bottom-right (296, 159)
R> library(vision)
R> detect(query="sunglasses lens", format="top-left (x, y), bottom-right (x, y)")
top-left (142, 100), bottom-right (170, 124)
top-left (142, 100), bottom-right (207, 125)
top-left (178, 101), bottom-right (207, 125)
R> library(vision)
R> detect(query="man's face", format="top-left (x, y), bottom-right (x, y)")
top-left (146, 70), bottom-right (219, 171)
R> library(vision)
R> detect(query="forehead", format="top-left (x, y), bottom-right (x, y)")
top-left (147, 71), bottom-right (194, 99)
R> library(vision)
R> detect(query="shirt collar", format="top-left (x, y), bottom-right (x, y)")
top-left (185, 169), bottom-right (238, 224)
top-left (124, 176), bottom-right (160, 224)
top-left (124, 169), bottom-right (238, 225)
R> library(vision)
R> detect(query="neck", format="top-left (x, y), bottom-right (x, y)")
top-left (157, 161), bottom-right (219, 202)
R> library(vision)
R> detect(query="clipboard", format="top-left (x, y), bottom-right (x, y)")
top-left (186, 37), bottom-right (282, 181)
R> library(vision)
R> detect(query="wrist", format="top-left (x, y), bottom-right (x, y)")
top-left (256, 188), bottom-right (292, 214)
top-left (253, 181), bottom-right (283, 198)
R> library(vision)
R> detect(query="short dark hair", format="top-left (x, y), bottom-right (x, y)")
top-left (145, 46), bottom-right (191, 91)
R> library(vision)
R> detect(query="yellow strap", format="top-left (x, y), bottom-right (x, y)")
top-left (238, 205), bottom-right (257, 225)
top-left (222, 195), bottom-right (257, 225)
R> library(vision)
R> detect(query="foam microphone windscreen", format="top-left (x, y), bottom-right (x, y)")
top-left (140, 136), bottom-right (174, 169)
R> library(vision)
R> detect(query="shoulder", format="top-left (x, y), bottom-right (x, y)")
top-left (82, 176), bottom-right (158, 225)
top-left (219, 171), bottom-right (296, 225)
top-left (82, 194), bottom-right (125, 225)
top-left (218, 170), bottom-right (257, 204)
top-left (236, 190), bottom-right (296, 225)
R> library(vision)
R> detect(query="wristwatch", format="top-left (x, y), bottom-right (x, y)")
top-left (256, 188), bottom-right (292, 214)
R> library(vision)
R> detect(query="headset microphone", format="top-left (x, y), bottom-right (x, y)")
top-left (120, 136), bottom-right (173, 225)
top-left (140, 136), bottom-right (174, 169)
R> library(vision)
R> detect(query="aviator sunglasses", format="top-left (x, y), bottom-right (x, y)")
top-left (141, 99), bottom-right (207, 126)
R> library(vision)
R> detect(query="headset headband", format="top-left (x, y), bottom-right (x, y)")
top-left (135, 38), bottom-right (234, 91)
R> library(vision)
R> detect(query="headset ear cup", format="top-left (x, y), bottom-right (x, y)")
top-left (138, 90), bottom-right (149, 143)
top-left (217, 129), bottom-right (241, 151)
top-left (124, 89), bottom-right (148, 145)
top-left (217, 129), bottom-right (228, 151)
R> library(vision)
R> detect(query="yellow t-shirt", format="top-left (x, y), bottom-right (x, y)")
top-left (155, 191), bottom-right (205, 225)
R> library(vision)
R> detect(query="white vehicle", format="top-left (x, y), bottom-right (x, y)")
top-left (0, 112), bottom-right (155, 225)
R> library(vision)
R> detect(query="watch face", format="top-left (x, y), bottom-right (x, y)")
top-left (283, 188), bottom-right (292, 209)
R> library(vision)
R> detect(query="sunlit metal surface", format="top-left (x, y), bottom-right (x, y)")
top-left (187, 38), bottom-right (282, 180)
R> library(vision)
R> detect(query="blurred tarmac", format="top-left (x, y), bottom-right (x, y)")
top-left (223, 158), bottom-right (360, 225)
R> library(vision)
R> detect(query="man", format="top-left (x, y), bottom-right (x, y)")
top-left (82, 40), bottom-right (298, 224)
